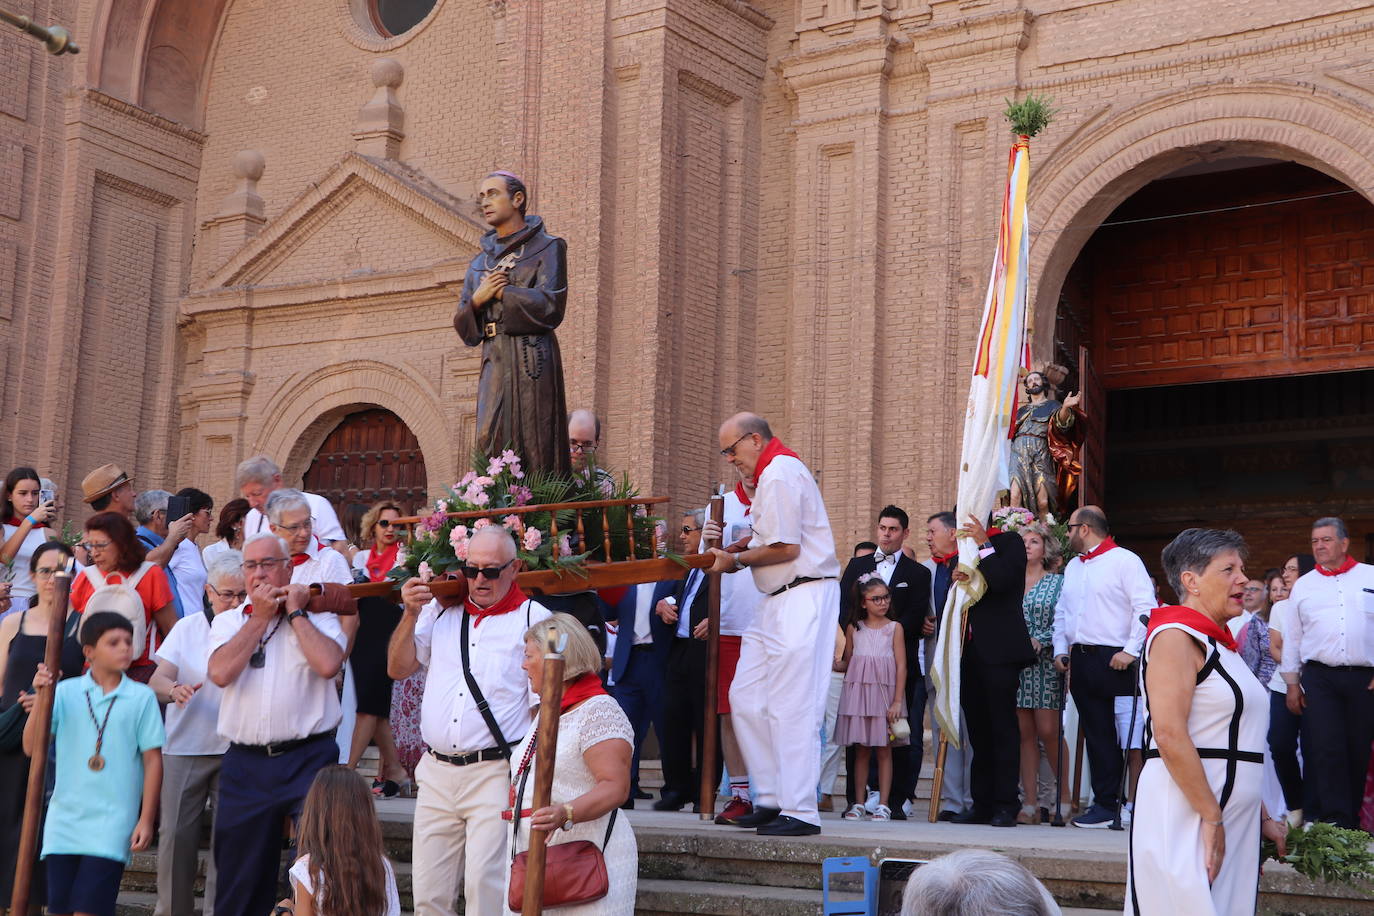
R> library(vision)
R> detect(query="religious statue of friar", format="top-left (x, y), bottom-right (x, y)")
top-left (1009, 368), bottom-right (1084, 519)
top-left (455, 171), bottom-right (572, 475)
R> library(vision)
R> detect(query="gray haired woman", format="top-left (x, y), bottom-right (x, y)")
top-left (1126, 528), bottom-right (1287, 915)
top-left (900, 849), bottom-right (1059, 915)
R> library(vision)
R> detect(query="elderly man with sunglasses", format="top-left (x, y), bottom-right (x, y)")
top-left (388, 525), bottom-right (552, 916)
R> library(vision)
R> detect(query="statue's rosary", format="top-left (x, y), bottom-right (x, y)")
top-left (482, 246), bottom-right (547, 381)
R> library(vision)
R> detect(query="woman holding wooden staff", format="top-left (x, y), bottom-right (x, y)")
top-left (508, 614), bottom-right (637, 914)
top-left (0, 542), bottom-right (83, 909)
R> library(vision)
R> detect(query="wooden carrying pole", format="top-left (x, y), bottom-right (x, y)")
top-left (521, 630), bottom-right (568, 916)
top-left (927, 599), bottom-right (971, 823)
top-left (697, 492), bottom-right (725, 820)
top-left (11, 556), bottom-right (73, 912)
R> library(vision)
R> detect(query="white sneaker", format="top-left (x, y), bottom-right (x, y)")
top-left (843, 803), bottom-right (869, 821)
top-left (864, 789), bottom-right (881, 814)
top-left (1121, 803), bottom-right (1133, 827)
top-left (902, 799), bottom-right (914, 818)
top-left (871, 804), bottom-right (892, 822)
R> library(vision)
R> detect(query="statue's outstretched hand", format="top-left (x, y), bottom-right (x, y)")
top-left (1063, 390), bottom-right (1082, 410)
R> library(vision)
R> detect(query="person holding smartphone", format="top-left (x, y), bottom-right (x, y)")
top-left (1, 466), bottom-right (59, 612)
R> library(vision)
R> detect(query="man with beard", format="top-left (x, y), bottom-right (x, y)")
top-left (456, 172), bottom-right (571, 474)
top-left (1009, 371), bottom-right (1081, 519)
top-left (1052, 505), bottom-right (1155, 828)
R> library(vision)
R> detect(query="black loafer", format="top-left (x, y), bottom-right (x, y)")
top-left (949, 809), bottom-right (992, 825)
top-left (653, 792), bottom-right (687, 812)
top-left (730, 805), bottom-right (782, 828)
top-left (989, 811), bottom-right (1018, 827)
top-left (757, 815), bottom-right (821, 836)
top-left (937, 809), bottom-right (960, 822)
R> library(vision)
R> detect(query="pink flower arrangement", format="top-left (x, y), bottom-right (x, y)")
top-left (418, 561), bottom-right (434, 582)
top-left (421, 509), bottom-right (447, 532)
top-left (502, 515), bottom-right (521, 531)
top-left (511, 485), bottom-right (532, 507)
top-left (523, 527), bottom-right (543, 552)
top-left (558, 534), bottom-right (572, 556)
top-left (473, 517), bottom-right (492, 530)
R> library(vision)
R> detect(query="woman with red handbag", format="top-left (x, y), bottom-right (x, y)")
top-left (507, 613), bottom-right (637, 913)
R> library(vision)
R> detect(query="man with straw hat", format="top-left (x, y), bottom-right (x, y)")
top-left (81, 464), bottom-right (135, 517)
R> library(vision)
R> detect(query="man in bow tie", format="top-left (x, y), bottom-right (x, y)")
top-left (838, 506), bottom-right (931, 818)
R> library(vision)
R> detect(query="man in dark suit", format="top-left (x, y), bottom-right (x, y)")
top-left (606, 578), bottom-right (677, 807)
top-left (837, 505), bottom-right (932, 819)
top-left (950, 515), bottom-right (1034, 827)
top-left (653, 509), bottom-right (713, 810)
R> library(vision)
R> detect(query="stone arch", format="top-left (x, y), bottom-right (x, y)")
top-left (249, 360), bottom-right (453, 500)
top-left (1027, 81), bottom-right (1374, 359)
top-left (89, 0), bottom-right (233, 128)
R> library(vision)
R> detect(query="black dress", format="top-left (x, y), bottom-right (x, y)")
top-left (353, 596), bottom-right (401, 718)
top-left (0, 609), bottom-right (84, 900)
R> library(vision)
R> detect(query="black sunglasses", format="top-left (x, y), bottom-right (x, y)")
top-left (459, 559), bottom-right (516, 580)
top-left (377, 519), bottom-right (393, 528)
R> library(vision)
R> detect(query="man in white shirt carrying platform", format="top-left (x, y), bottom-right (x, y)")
top-left (388, 526), bottom-right (552, 916)
top-left (1280, 516), bottom-right (1374, 828)
top-left (236, 455), bottom-right (347, 551)
top-left (706, 412), bottom-right (840, 837)
top-left (1052, 505), bottom-right (1155, 828)
top-left (206, 533), bottom-right (349, 916)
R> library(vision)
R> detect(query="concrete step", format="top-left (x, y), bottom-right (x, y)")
top-left (635, 878), bottom-right (820, 915)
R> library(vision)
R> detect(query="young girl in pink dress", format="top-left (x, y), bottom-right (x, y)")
top-left (835, 575), bottom-right (907, 822)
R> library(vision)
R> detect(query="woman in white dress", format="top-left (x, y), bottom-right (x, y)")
top-left (1127, 528), bottom-right (1287, 915)
top-left (509, 613), bottom-right (636, 915)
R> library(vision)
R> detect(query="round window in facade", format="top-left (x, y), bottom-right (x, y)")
top-left (370, 0), bottom-right (438, 37)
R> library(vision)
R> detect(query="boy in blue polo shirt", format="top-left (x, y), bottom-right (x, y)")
top-left (25, 611), bottom-right (164, 916)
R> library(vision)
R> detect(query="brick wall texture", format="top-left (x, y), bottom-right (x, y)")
top-left (1, 0), bottom-right (1372, 561)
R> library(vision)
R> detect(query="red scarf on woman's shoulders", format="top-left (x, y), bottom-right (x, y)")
top-left (365, 542), bottom-right (400, 583)
top-left (1146, 605), bottom-right (1236, 653)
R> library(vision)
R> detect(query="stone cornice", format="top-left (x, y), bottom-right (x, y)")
top-left (776, 35), bottom-right (900, 94)
top-left (703, 0), bottom-right (773, 32)
top-left (184, 260), bottom-right (468, 315)
top-left (906, 8), bottom-right (1033, 66)
top-left (76, 89), bottom-right (207, 146)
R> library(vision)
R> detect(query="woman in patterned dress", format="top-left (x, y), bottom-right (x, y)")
top-left (1015, 521), bottom-right (1066, 823)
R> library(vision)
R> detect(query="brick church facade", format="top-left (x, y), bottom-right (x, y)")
top-left (3, 0), bottom-right (1373, 563)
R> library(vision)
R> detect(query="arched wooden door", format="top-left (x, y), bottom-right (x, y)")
top-left (303, 408), bottom-right (428, 540)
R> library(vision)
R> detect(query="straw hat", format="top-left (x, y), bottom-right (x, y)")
top-left (81, 463), bottom-right (133, 504)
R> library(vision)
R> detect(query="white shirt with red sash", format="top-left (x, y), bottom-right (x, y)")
top-left (1052, 538), bottom-right (1155, 658)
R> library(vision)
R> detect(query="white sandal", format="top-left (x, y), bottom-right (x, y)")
top-left (843, 803), bottom-right (869, 820)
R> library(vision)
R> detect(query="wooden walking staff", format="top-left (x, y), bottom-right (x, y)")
top-left (927, 599), bottom-right (972, 823)
top-left (11, 556), bottom-right (73, 911)
top-left (698, 491), bottom-right (726, 820)
top-left (522, 628), bottom-right (569, 916)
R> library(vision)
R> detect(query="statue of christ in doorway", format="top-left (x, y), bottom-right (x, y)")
top-left (1009, 370), bottom-right (1084, 519)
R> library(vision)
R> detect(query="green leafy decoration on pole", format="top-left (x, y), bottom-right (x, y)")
top-left (1004, 94), bottom-right (1056, 138)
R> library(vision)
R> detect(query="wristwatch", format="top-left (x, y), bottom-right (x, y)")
top-left (287, 608), bottom-right (309, 624)
top-left (732, 553), bottom-right (747, 572)
top-left (561, 803), bottom-right (575, 831)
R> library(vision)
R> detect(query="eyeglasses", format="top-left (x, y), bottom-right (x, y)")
top-left (459, 559), bottom-right (516, 580)
top-left (1242, 586), bottom-right (1264, 593)
top-left (1066, 523), bottom-right (1085, 531)
top-left (208, 584), bottom-right (248, 602)
top-left (273, 519), bottom-right (314, 535)
top-left (866, 594), bottom-right (892, 603)
top-left (720, 433), bottom-right (753, 458)
top-left (81, 540), bottom-right (112, 552)
top-left (377, 519), bottom-right (394, 528)
top-left (680, 526), bottom-right (701, 534)
top-left (33, 567), bottom-right (63, 580)
top-left (569, 440), bottom-right (598, 454)
top-left (242, 558), bottom-right (289, 572)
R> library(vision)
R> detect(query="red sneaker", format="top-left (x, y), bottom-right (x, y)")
top-left (714, 797), bottom-right (753, 826)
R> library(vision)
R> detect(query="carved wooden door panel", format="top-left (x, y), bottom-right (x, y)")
top-left (1077, 345), bottom-right (1105, 509)
top-left (304, 409), bottom-right (428, 525)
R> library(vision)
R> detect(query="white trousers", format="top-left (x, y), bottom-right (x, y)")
top-left (412, 754), bottom-right (511, 916)
top-left (819, 670), bottom-right (846, 797)
top-left (730, 580), bottom-right (837, 826)
top-left (925, 677), bottom-right (973, 813)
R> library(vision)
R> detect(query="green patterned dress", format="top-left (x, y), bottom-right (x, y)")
top-left (1016, 573), bottom-right (1065, 710)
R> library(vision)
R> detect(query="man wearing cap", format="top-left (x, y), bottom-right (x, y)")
top-left (705, 412), bottom-right (841, 837)
top-left (82, 463), bottom-right (136, 517)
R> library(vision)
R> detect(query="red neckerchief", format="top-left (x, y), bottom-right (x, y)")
top-left (932, 551), bottom-right (958, 566)
top-left (467, 584), bottom-right (528, 627)
top-left (290, 554), bottom-right (309, 567)
top-left (1080, 536), bottom-right (1118, 561)
top-left (365, 542), bottom-right (400, 583)
top-left (733, 438), bottom-right (800, 514)
top-left (4, 516), bottom-right (44, 529)
top-left (1147, 605), bottom-right (1237, 653)
top-left (560, 671), bottom-right (609, 711)
top-left (1317, 555), bottom-right (1357, 577)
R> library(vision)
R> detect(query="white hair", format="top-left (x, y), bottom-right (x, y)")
top-left (206, 552), bottom-right (245, 587)
top-left (265, 488), bottom-right (310, 526)
top-left (469, 525), bottom-right (517, 561)
top-left (235, 455), bottom-right (281, 489)
top-left (242, 532), bottom-right (289, 558)
top-left (901, 850), bottom-right (1060, 916)
top-left (134, 489), bottom-right (170, 524)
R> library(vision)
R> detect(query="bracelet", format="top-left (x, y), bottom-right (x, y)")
top-left (1204, 818), bottom-right (1223, 826)
top-left (23, 516), bottom-right (35, 527)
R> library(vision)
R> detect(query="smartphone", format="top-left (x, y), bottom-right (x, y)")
top-left (37, 488), bottom-right (54, 506)
top-left (878, 859), bottom-right (925, 916)
top-left (166, 495), bottom-right (191, 522)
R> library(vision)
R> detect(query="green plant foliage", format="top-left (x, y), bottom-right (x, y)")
top-left (1004, 94), bottom-right (1056, 138)
top-left (1262, 821), bottom-right (1374, 890)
